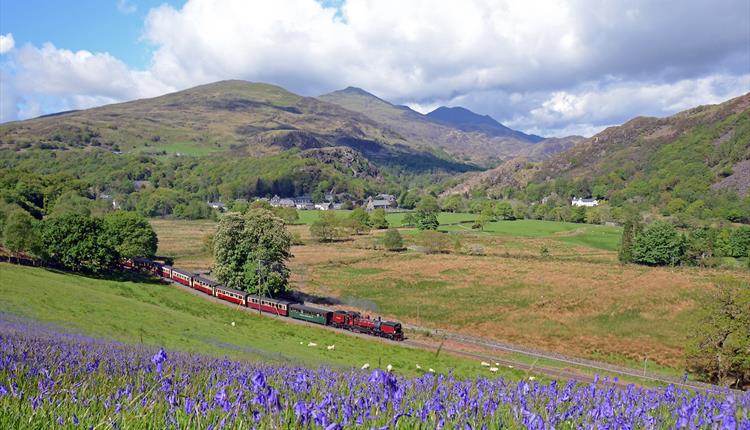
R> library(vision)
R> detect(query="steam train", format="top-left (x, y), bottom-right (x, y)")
top-left (123, 257), bottom-right (404, 341)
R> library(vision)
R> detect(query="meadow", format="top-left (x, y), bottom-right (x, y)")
top-left (3, 321), bottom-right (747, 429)
top-left (150, 214), bottom-right (750, 373)
top-left (0, 263), bottom-right (522, 380)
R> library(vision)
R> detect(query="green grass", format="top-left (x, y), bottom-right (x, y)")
top-left (439, 219), bottom-right (623, 251)
top-left (0, 263), bottom-right (525, 379)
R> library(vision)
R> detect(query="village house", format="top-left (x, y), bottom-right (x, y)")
top-left (571, 197), bottom-right (599, 207)
top-left (292, 195), bottom-right (314, 210)
top-left (269, 195), bottom-right (296, 208)
top-left (365, 196), bottom-right (396, 211)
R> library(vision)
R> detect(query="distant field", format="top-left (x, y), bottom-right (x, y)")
top-left (0, 263), bottom-right (523, 379)
top-left (441, 220), bottom-right (623, 251)
top-left (295, 211), bottom-right (621, 251)
top-left (151, 217), bottom-right (750, 371)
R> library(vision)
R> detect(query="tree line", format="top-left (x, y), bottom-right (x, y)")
top-left (1, 208), bottom-right (157, 273)
top-left (619, 218), bottom-right (750, 268)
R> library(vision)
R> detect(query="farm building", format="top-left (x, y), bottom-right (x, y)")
top-left (571, 197), bottom-right (599, 207)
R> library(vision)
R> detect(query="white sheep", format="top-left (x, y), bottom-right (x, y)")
top-left (489, 367), bottom-right (499, 372)
top-left (361, 363), bottom-right (370, 370)
top-left (326, 345), bottom-right (335, 350)
top-left (307, 342), bottom-right (317, 347)
top-left (386, 364), bottom-right (393, 372)
top-left (415, 364), bottom-right (422, 370)
top-left (480, 361), bottom-right (490, 367)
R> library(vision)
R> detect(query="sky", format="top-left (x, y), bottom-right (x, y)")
top-left (0, 0), bottom-right (748, 137)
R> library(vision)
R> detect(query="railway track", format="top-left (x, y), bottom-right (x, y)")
top-left (165, 278), bottom-right (740, 393)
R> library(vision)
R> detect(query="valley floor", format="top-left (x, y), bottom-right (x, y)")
top-left (150, 216), bottom-right (750, 373)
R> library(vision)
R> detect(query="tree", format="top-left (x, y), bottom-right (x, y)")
top-left (415, 196), bottom-right (439, 231)
top-left (103, 211), bottom-right (158, 259)
top-left (570, 206), bottom-right (586, 223)
top-left (686, 281), bottom-right (750, 389)
top-left (370, 208), bottom-right (389, 229)
top-left (382, 228), bottom-right (403, 251)
top-left (618, 215), bottom-right (640, 263)
top-left (476, 207), bottom-right (495, 230)
top-left (441, 195), bottom-right (465, 213)
top-left (3, 210), bottom-right (40, 257)
top-left (401, 212), bottom-right (417, 227)
top-left (310, 211), bottom-right (346, 242)
top-left (349, 207), bottom-right (371, 227)
top-left (41, 213), bottom-right (117, 273)
top-left (632, 221), bottom-right (684, 266)
top-left (49, 190), bottom-right (93, 217)
top-left (213, 209), bottom-right (292, 295)
top-left (495, 201), bottom-right (514, 220)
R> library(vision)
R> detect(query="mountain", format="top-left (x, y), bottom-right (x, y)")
top-left (0, 80), bottom-right (474, 174)
top-left (319, 87), bottom-right (551, 167)
top-left (425, 106), bottom-right (544, 142)
top-left (442, 93), bottom-right (750, 213)
top-left (516, 135), bottom-right (584, 161)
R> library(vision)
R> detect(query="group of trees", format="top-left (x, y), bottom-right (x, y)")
top-left (1, 208), bottom-right (157, 273)
top-left (309, 208), bottom-right (390, 242)
top-left (620, 219), bottom-right (750, 267)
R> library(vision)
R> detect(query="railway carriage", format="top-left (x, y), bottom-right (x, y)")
top-left (170, 268), bottom-right (193, 287)
top-left (247, 295), bottom-right (291, 316)
top-left (120, 256), bottom-right (404, 341)
top-left (214, 286), bottom-right (248, 305)
top-left (192, 276), bottom-right (218, 295)
top-left (288, 304), bottom-right (331, 325)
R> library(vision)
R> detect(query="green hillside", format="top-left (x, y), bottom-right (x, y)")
top-left (0, 80), bottom-right (475, 176)
top-left (0, 263), bottom-right (521, 379)
top-left (445, 93), bottom-right (750, 223)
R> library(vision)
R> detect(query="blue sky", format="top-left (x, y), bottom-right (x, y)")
top-left (1, 0), bottom-right (185, 68)
top-left (1, 0), bottom-right (748, 136)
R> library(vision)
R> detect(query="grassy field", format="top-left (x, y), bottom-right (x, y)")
top-left (296, 211), bottom-right (621, 250)
top-left (0, 263), bottom-right (528, 380)
top-left (151, 217), bottom-right (750, 372)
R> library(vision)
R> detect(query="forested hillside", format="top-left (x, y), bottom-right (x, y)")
top-left (444, 93), bottom-right (750, 224)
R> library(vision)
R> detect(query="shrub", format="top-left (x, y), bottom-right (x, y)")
top-left (382, 228), bottom-right (403, 251)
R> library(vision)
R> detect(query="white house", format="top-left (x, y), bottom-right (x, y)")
top-left (208, 201), bottom-right (227, 212)
top-left (315, 202), bottom-right (333, 210)
top-left (571, 197), bottom-right (599, 207)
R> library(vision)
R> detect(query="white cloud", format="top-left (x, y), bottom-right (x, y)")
top-left (1, 0), bottom-right (748, 135)
top-left (0, 33), bottom-right (14, 54)
top-left (116, 0), bottom-right (137, 14)
top-left (0, 43), bottom-right (171, 122)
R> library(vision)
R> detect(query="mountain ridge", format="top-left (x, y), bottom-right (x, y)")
top-left (426, 106), bottom-right (544, 143)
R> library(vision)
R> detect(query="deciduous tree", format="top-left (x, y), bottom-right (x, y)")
top-left (382, 228), bottom-right (403, 251)
top-left (686, 280), bottom-right (750, 389)
top-left (213, 209), bottom-right (292, 295)
top-left (103, 211), bottom-right (158, 258)
top-left (41, 213), bottom-right (116, 273)
top-left (370, 208), bottom-right (389, 229)
top-left (632, 221), bottom-right (683, 266)
top-left (3, 210), bottom-right (41, 257)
